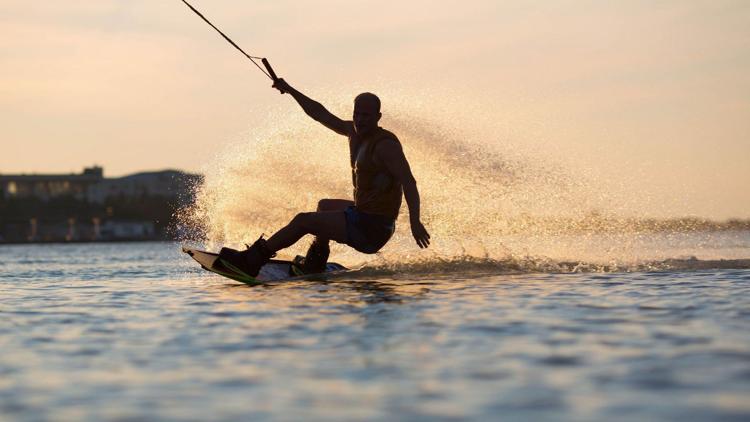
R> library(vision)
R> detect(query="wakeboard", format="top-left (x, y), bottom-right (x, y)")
top-left (182, 247), bottom-right (348, 285)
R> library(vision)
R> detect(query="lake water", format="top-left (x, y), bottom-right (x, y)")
top-left (2, 239), bottom-right (750, 421)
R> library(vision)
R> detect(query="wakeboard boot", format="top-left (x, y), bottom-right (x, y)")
top-left (218, 236), bottom-right (274, 278)
top-left (299, 239), bottom-right (330, 274)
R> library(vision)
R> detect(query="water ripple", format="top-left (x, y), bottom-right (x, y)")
top-left (0, 243), bottom-right (748, 421)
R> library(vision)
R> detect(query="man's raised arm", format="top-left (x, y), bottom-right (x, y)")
top-left (272, 79), bottom-right (351, 136)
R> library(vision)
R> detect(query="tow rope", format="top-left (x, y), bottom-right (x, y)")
top-left (179, 0), bottom-right (280, 84)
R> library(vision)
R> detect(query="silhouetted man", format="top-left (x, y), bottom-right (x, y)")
top-left (219, 79), bottom-right (430, 277)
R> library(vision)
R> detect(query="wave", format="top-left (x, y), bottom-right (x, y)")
top-left (339, 256), bottom-right (750, 277)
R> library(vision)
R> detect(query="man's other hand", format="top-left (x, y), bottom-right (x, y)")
top-left (411, 220), bottom-right (431, 249)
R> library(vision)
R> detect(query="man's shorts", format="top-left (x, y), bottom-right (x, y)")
top-left (344, 206), bottom-right (395, 254)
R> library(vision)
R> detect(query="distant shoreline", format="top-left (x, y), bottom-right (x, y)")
top-left (0, 238), bottom-right (173, 246)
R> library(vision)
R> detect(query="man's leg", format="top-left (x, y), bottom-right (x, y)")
top-left (306, 199), bottom-right (353, 271)
top-left (311, 198), bottom-right (354, 245)
top-left (316, 199), bottom-right (355, 212)
top-left (219, 199), bottom-right (353, 277)
top-left (265, 199), bottom-right (353, 253)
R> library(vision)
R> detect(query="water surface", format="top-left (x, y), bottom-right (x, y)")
top-left (1, 242), bottom-right (749, 421)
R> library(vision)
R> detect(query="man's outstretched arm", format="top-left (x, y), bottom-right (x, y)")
top-left (272, 79), bottom-right (351, 136)
top-left (377, 140), bottom-right (431, 248)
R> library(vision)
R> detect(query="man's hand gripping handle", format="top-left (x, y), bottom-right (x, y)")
top-left (262, 58), bottom-right (285, 94)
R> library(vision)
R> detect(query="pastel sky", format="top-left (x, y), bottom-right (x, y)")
top-left (1, 1), bottom-right (748, 218)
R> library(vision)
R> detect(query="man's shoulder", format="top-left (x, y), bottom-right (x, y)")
top-left (369, 128), bottom-right (400, 149)
top-left (377, 127), bottom-right (400, 141)
top-left (373, 137), bottom-right (404, 159)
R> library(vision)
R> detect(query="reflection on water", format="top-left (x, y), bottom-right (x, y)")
top-left (1, 242), bottom-right (749, 421)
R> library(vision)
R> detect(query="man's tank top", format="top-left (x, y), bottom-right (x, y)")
top-left (349, 127), bottom-right (403, 219)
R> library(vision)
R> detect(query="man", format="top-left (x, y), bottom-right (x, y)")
top-left (219, 78), bottom-right (430, 277)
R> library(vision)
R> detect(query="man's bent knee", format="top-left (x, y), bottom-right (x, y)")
top-left (317, 199), bottom-right (340, 211)
top-left (317, 198), bottom-right (353, 212)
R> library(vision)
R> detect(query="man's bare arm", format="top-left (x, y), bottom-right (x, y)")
top-left (272, 79), bottom-right (351, 136)
top-left (377, 140), bottom-right (431, 248)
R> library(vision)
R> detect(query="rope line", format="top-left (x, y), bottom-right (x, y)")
top-left (180, 0), bottom-right (272, 80)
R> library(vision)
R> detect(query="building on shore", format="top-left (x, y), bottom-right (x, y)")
top-left (0, 167), bottom-right (200, 243)
top-left (0, 166), bottom-right (104, 202)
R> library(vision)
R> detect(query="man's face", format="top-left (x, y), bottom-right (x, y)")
top-left (353, 98), bottom-right (381, 136)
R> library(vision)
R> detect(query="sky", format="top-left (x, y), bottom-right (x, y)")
top-left (1, 0), bottom-right (749, 218)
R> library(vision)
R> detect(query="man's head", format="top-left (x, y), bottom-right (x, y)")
top-left (353, 92), bottom-right (381, 136)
